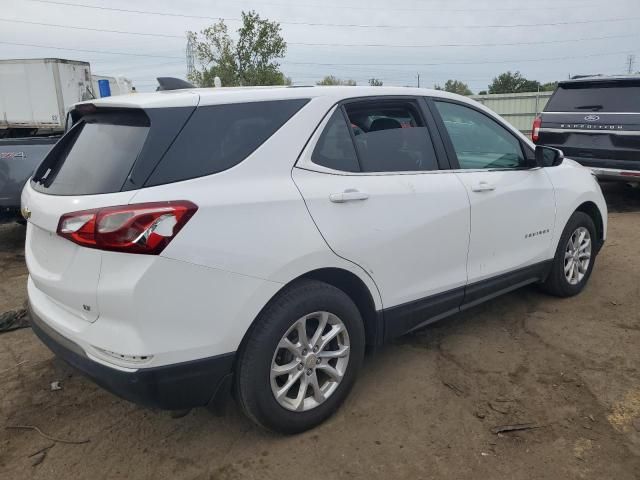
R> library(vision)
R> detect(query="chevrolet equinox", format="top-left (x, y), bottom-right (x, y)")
top-left (22, 86), bottom-right (607, 433)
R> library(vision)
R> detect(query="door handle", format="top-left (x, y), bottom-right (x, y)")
top-left (329, 189), bottom-right (369, 203)
top-left (471, 181), bottom-right (496, 192)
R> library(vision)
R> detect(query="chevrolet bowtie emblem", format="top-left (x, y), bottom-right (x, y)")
top-left (21, 206), bottom-right (31, 220)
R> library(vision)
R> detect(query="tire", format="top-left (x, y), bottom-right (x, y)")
top-left (235, 279), bottom-right (365, 434)
top-left (540, 211), bottom-right (598, 297)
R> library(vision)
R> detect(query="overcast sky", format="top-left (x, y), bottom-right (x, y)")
top-left (2, 0), bottom-right (640, 92)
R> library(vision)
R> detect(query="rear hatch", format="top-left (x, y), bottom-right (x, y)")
top-left (537, 78), bottom-right (640, 171)
top-left (23, 102), bottom-right (196, 322)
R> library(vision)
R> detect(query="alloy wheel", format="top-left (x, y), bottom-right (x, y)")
top-left (270, 311), bottom-right (350, 412)
top-left (564, 226), bottom-right (592, 285)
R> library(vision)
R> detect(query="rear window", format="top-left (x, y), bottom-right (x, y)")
top-left (146, 99), bottom-right (309, 186)
top-left (311, 109), bottom-right (360, 172)
top-left (32, 110), bottom-right (149, 195)
top-left (546, 82), bottom-right (640, 113)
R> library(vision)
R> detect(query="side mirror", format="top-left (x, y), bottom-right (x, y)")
top-left (535, 145), bottom-right (564, 167)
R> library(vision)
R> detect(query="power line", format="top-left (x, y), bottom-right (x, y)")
top-left (3, 39), bottom-right (634, 68)
top-left (290, 34), bottom-right (640, 49)
top-left (129, 0), bottom-right (620, 14)
top-left (0, 18), bottom-right (184, 38)
top-left (3, 18), bottom-right (638, 49)
top-left (92, 60), bottom-right (186, 73)
top-left (26, 0), bottom-right (640, 30)
top-left (26, 0), bottom-right (227, 21)
top-left (0, 41), bottom-right (183, 59)
top-left (282, 50), bottom-right (638, 67)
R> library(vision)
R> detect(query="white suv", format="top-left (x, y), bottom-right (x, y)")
top-left (22, 86), bottom-right (607, 433)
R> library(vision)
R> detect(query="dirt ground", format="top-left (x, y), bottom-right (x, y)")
top-left (1, 183), bottom-right (639, 479)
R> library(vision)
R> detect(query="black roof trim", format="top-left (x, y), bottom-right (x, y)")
top-left (156, 77), bottom-right (195, 91)
top-left (559, 75), bottom-right (640, 86)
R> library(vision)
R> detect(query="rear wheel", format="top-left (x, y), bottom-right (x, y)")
top-left (541, 211), bottom-right (597, 297)
top-left (235, 280), bottom-right (365, 434)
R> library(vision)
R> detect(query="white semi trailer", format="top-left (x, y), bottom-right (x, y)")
top-left (0, 58), bottom-right (140, 221)
top-left (0, 58), bottom-right (94, 137)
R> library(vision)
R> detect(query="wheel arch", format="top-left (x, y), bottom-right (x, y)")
top-left (237, 267), bottom-right (384, 362)
top-left (299, 268), bottom-right (383, 348)
top-left (575, 201), bottom-right (605, 251)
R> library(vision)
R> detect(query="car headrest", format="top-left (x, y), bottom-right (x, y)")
top-left (369, 117), bottom-right (402, 132)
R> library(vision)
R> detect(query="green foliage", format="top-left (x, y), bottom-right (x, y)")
top-left (477, 90), bottom-right (488, 95)
top-left (187, 11), bottom-right (288, 87)
top-left (317, 76), bottom-right (357, 86)
top-left (540, 81), bottom-right (558, 92)
top-left (434, 79), bottom-right (473, 96)
top-left (368, 78), bottom-right (383, 86)
top-left (488, 71), bottom-right (541, 94)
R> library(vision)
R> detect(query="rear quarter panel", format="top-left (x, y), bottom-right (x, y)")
top-left (130, 95), bottom-right (381, 300)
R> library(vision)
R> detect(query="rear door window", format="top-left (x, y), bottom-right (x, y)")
top-left (545, 82), bottom-right (640, 112)
top-left (343, 99), bottom-right (438, 172)
top-left (147, 99), bottom-right (309, 185)
top-left (32, 110), bottom-right (150, 195)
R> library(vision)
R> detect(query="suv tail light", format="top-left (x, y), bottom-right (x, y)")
top-left (532, 116), bottom-right (542, 142)
top-left (57, 201), bottom-right (197, 254)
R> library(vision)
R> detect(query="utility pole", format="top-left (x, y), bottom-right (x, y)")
top-left (417, 73), bottom-right (420, 88)
top-left (626, 54), bottom-right (636, 75)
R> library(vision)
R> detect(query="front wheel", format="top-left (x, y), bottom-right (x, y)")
top-left (541, 211), bottom-right (598, 297)
top-left (235, 280), bottom-right (365, 434)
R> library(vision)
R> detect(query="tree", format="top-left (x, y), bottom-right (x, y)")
top-left (368, 78), bottom-right (383, 86)
top-left (187, 11), bottom-right (288, 87)
top-left (477, 90), bottom-right (488, 95)
top-left (541, 81), bottom-right (558, 92)
top-left (434, 79), bottom-right (473, 96)
top-left (317, 76), bottom-right (356, 86)
top-left (488, 71), bottom-right (540, 94)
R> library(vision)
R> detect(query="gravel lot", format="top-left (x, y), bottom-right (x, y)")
top-left (1, 182), bottom-right (639, 479)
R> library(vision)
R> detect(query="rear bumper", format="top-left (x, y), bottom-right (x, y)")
top-left (561, 156), bottom-right (640, 174)
top-left (29, 304), bottom-right (235, 410)
top-left (589, 167), bottom-right (640, 182)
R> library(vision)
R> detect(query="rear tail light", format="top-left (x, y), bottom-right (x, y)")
top-left (532, 116), bottom-right (542, 142)
top-left (57, 201), bottom-right (197, 254)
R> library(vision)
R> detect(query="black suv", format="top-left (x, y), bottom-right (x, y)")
top-left (533, 75), bottom-right (640, 183)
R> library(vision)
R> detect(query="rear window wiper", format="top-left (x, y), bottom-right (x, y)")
top-left (574, 105), bottom-right (603, 111)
